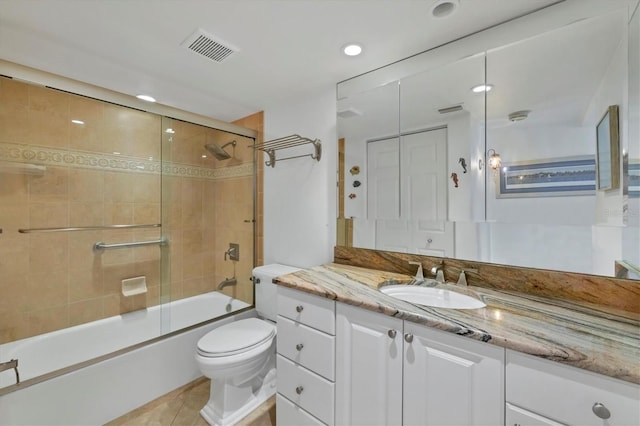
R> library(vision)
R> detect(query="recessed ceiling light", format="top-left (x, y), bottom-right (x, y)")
top-left (431, 0), bottom-right (459, 18)
top-left (343, 43), bottom-right (363, 56)
top-left (136, 94), bottom-right (156, 103)
top-left (471, 84), bottom-right (493, 93)
top-left (71, 119), bottom-right (84, 125)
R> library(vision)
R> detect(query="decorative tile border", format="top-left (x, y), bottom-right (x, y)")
top-left (0, 142), bottom-right (253, 180)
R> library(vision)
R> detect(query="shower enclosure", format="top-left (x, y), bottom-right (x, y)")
top-left (0, 74), bottom-right (259, 391)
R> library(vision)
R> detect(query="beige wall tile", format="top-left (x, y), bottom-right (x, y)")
top-left (69, 168), bottom-right (104, 202)
top-left (104, 171), bottom-right (135, 203)
top-left (104, 202), bottom-right (134, 225)
top-left (69, 95), bottom-right (105, 153)
top-left (134, 202), bottom-right (160, 224)
top-left (69, 265), bottom-right (104, 303)
top-left (29, 166), bottom-right (69, 203)
top-left (29, 305), bottom-right (68, 336)
top-left (69, 298), bottom-right (104, 326)
top-left (0, 174), bottom-right (28, 204)
top-left (26, 269), bottom-right (69, 311)
top-left (29, 233), bottom-right (68, 273)
top-left (69, 202), bottom-right (104, 226)
top-left (29, 202), bottom-right (68, 228)
top-left (133, 174), bottom-right (161, 203)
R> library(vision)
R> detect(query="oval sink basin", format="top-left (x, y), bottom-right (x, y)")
top-left (380, 285), bottom-right (486, 309)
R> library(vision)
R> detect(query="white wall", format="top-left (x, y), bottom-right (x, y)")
top-left (264, 89), bottom-right (337, 268)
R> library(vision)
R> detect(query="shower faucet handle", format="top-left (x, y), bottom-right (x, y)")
top-left (224, 243), bottom-right (240, 261)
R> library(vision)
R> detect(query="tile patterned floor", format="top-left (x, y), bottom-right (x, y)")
top-left (106, 377), bottom-right (276, 426)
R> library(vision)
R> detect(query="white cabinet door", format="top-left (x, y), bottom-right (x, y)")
top-left (335, 303), bottom-right (403, 426)
top-left (403, 322), bottom-right (505, 426)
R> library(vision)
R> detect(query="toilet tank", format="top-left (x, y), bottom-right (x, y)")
top-left (253, 264), bottom-right (301, 322)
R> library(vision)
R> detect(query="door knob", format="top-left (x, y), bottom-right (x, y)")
top-left (296, 343), bottom-right (304, 351)
top-left (404, 333), bottom-right (414, 343)
top-left (296, 305), bottom-right (304, 313)
top-left (296, 386), bottom-right (304, 395)
top-left (388, 329), bottom-right (397, 338)
top-left (592, 402), bottom-right (611, 419)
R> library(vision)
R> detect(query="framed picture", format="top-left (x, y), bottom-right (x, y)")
top-left (497, 156), bottom-right (596, 198)
top-left (596, 105), bottom-right (620, 190)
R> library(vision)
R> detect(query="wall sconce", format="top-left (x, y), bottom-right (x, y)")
top-left (487, 149), bottom-right (502, 175)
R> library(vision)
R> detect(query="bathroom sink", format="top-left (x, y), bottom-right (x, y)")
top-left (379, 285), bottom-right (486, 309)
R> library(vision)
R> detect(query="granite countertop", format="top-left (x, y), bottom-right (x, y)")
top-left (274, 263), bottom-right (640, 385)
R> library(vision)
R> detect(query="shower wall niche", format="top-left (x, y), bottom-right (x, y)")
top-left (0, 76), bottom-right (257, 348)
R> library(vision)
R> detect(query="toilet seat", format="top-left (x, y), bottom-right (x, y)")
top-left (197, 318), bottom-right (275, 358)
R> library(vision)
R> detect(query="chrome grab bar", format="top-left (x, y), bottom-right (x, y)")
top-left (94, 238), bottom-right (167, 251)
top-left (18, 224), bottom-right (161, 234)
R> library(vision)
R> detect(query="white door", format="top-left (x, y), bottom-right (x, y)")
top-left (373, 127), bottom-right (453, 254)
top-left (401, 128), bottom-right (447, 222)
top-left (367, 137), bottom-right (400, 220)
top-left (403, 322), bottom-right (504, 426)
top-left (335, 303), bottom-right (403, 426)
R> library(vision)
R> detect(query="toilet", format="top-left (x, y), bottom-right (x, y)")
top-left (195, 264), bottom-right (300, 426)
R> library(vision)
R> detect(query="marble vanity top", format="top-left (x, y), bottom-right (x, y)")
top-left (274, 263), bottom-right (640, 385)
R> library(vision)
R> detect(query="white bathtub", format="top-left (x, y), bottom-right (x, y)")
top-left (0, 291), bottom-right (254, 425)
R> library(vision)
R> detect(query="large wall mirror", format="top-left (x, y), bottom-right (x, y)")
top-left (337, 1), bottom-right (640, 280)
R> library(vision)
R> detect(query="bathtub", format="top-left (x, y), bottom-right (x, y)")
top-left (0, 291), bottom-right (254, 425)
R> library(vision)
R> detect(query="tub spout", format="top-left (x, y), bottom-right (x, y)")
top-left (217, 277), bottom-right (237, 291)
top-left (0, 359), bottom-right (20, 385)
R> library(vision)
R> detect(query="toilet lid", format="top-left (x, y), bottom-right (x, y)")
top-left (197, 318), bottom-right (275, 357)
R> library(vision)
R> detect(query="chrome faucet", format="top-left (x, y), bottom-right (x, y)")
top-left (457, 268), bottom-right (478, 287)
top-left (408, 261), bottom-right (424, 282)
top-left (217, 277), bottom-right (237, 290)
top-left (431, 261), bottom-right (445, 283)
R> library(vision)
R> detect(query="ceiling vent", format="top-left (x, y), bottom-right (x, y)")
top-left (181, 29), bottom-right (238, 63)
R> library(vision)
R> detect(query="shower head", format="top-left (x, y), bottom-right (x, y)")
top-left (204, 140), bottom-right (236, 160)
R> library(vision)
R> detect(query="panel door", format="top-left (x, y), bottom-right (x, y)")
top-left (367, 137), bottom-right (400, 220)
top-left (335, 303), bottom-right (403, 426)
top-left (401, 128), bottom-right (447, 222)
top-left (403, 322), bottom-right (504, 426)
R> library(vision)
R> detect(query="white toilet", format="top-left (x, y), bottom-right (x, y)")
top-left (195, 264), bottom-right (300, 426)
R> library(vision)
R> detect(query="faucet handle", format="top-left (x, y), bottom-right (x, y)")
top-left (408, 261), bottom-right (424, 281)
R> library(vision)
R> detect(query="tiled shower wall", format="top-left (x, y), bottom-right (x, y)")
top-left (0, 77), bottom-right (257, 344)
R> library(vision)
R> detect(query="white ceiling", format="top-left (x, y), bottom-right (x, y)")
top-left (0, 0), bottom-right (563, 122)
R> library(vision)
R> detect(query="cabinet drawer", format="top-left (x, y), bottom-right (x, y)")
top-left (506, 350), bottom-right (640, 426)
top-left (278, 286), bottom-right (335, 335)
top-left (506, 403), bottom-right (565, 426)
top-left (277, 394), bottom-right (326, 426)
top-left (277, 315), bottom-right (335, 381)
top-left (277, 355), bottom-right (334, 425)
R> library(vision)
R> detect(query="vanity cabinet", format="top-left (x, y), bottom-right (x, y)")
top-left (335, 303), bottom-right (504, 426)
top-left (505, 350), bottom-right (640, 426)
top-left (335, 303), bottom-right (404, 425)
top-left (276, 286), bottom-right (336, 426)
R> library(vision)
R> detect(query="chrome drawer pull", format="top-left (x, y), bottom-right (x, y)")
top-left (404, 333), bottom-right (414, 343)
top-left (296, 343), bottom-right (304, 351)
top-left (592, 402), bottom-right (611, 419)
top-left (296, 386), bottom-right (304, 395)
top-left (388, 329), bottom-right (397, 338)
top-left (296, 305), bottom-right (304, 313)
